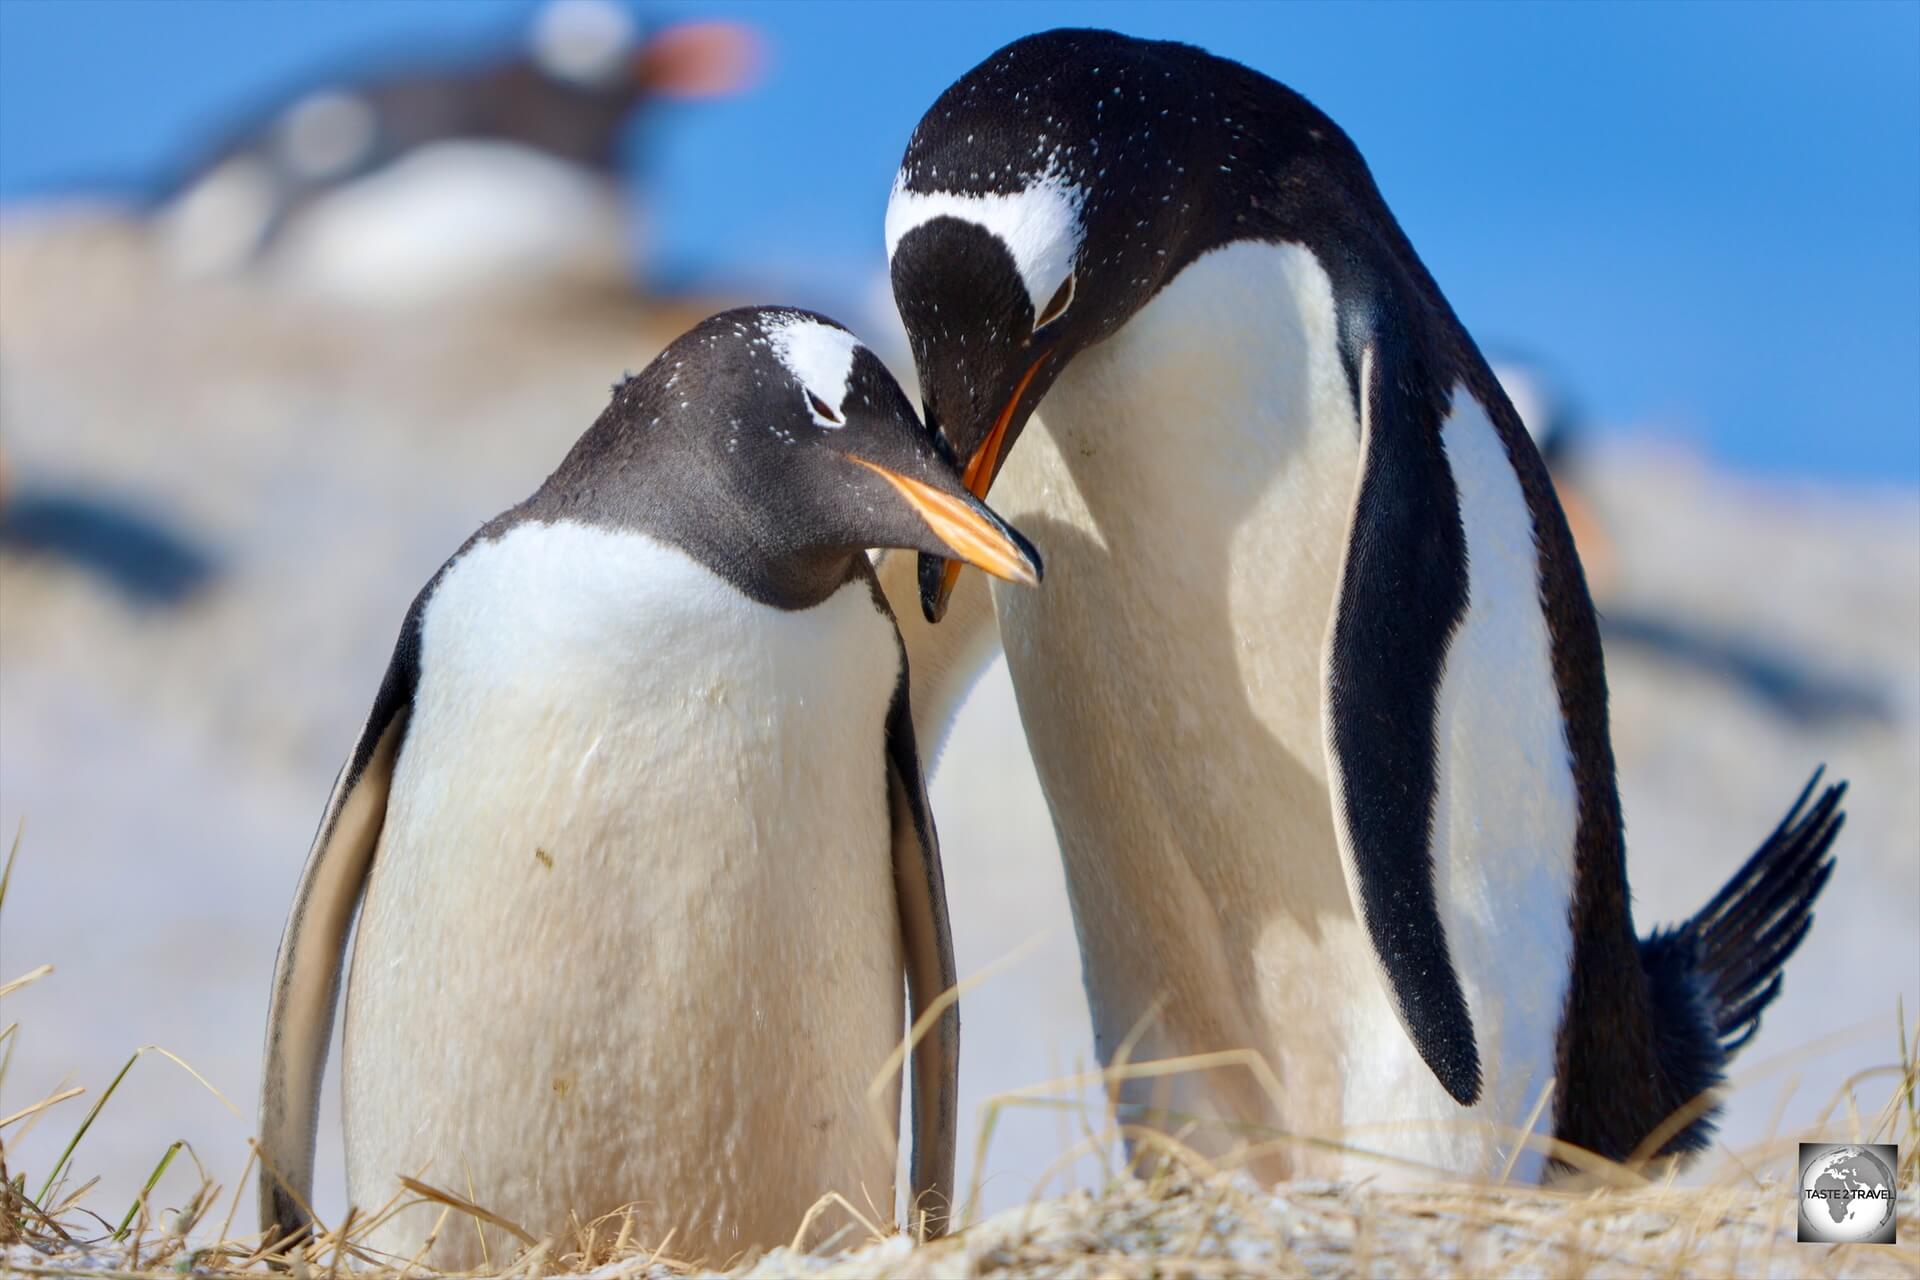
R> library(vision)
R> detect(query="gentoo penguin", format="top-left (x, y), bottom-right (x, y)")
top-left (1492, 357), bottom-right (1889, 725)
top-left (881, 29), bottom-right (1842, 1182)
top-left (156, 0), bottom-right (759, 303)
top-left (256, 308), bottom-right (1041, 1266)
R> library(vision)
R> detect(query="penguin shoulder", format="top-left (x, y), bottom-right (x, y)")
top-left (416, 518), bottom-right (899, 695)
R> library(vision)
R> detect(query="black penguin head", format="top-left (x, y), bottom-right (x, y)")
top-left (887, 30), bottom-right (1236, 617)
top-left (538, 307), bottom-right (1040, 610)
top-left (886, 29), bottom-right (1375, 620)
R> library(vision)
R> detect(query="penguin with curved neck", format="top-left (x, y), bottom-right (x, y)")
top-left (885, 28), bottom-right (1840, 1179)
top-left (257, 307), bottom-right (1039, 1263)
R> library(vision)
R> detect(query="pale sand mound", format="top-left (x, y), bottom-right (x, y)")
top-left (8, 1172), bottom-right (1920, 1278)
top-left (730, 1176), bottom-right (1920, 1279)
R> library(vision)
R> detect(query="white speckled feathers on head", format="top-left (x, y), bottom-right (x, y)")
top-left (762, 312), bottom-right (865, 427)
top-left (885, 170), bottom-right (1086, 315)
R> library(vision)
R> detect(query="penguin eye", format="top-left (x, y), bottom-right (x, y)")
top-left (1034, 272), bottom-right (1076, 331)
top-left (806, 390), bottom-right (844, 426)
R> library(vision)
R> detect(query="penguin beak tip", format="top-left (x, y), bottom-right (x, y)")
top-left (1006, 536), bottom-right (1043, 587)
top-left (854, 458), bottom-right (1038, 596)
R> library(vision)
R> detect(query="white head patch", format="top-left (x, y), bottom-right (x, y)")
top-left (532, 0), bottom-right (637, 86)
top-left (763, 314), bottom-right (863, 427)
top-left (884, 169), bottom-right (1085, 315)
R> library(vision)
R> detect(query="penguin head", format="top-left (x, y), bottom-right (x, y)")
top-left (531, 1), bottom-right (762, 102)
top-left (885, 29), bottom-right (1225, 619)
top-left (1490, 356), bottom-right (1579, 470)
top-left (563, 308), bottom-right (1040, 608)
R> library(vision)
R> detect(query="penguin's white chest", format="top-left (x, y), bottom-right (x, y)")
top-left (159, 141), bottom-right (631, 303)
top-left (990, 239), bottom-right (1371, 1171)
top-left (343, 523), bottom-right (904, 1265)
top-left (987, 240), bottom-right (1571, 1181)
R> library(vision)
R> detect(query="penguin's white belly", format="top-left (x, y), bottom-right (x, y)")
top-left (343, 524), bottom-right (903, 1267)
top-left (162, 142), bottom-right (632, 303)
top-left (988, 240), bottom-right (1571, 1182)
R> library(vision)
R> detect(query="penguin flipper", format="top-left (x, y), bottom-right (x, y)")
top-left (885, 678), bottom-right (959, 1236)
top-left (874, 548), bottom-right (1002, 768)
top-left (1322, 337), bottom-right (1483, 1108)
top-left (257, 620), bottom-right (419, 1248)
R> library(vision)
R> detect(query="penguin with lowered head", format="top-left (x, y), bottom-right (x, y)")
top-left (881, 29), bottom-right (1841, 1183)
top-left (257, 308), bottom-right (1041, 1266)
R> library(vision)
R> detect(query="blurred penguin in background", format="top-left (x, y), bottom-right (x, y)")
top-left (1493, 354), bottom-right (1888, 726)
top-left (0, 373), bottom-right (217, 607)
top-left (1492, 355), bottom-right (1616, 593)
top-left (151, 0), bottom-right (761, 305)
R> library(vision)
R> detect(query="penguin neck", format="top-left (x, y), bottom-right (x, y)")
top-left (528, 430), bottom-right (869, 613)
top-left (611, 493), bottom-right (867, 613)
top-left (652, 466), bottom-right (868, 612)
top-left (1015, 236), bottom-right (1362, 545)
top-left (994, 236), bottom-right (1364, 772)
top-left (696, 536), bottom-right (867, 612)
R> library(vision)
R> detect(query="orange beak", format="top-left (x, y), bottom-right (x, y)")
top-left (849, 458), bottom-right (1040, 586)
top-left (934, 355), bottom-right (1047, 605)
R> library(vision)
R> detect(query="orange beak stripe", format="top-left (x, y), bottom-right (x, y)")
top-left (850, 458), bottom-right (1038, 587)
top-left (940, 355), bottom-right (1047, 602)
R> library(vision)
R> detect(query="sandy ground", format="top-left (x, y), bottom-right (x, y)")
top-left (1, 209), bottom-right (1916, 1246)
top-left (9, 1174), bottom-right (1920, 1278)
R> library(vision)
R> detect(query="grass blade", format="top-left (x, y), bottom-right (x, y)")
top-left (0, 964), bottom-right (54, 1001)
top-left (0, 1021), bottom-right (19, 1096)
top-left (113, 1140), bottom-right (184, 1241)
top-left (0, 1084), bottom-right (85, 1130)
top-left (0, 819), bottom-right (21, 914)
top-left (33, 1050), bottom-right (139, 1207)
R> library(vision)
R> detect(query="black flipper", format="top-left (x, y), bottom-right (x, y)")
top-left (1323, 337), bottom-right (1482, 1108)
top-left (256, 602), bottom-right (422, 1249)
top-left (884, 661), bottom-right (960, 1234)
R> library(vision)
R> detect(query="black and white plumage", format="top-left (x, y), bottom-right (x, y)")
top-left (881, 28), bottom-right (1840, 1180)
top-left (256, 308), bottom-right (1040, 1265)
top-left (154, 1), bottom-right (758, 302)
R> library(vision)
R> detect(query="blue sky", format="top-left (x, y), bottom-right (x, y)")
top-left (2, 0), bottom-right (1915, 482)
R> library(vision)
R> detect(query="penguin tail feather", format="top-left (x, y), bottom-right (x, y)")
top-left (1626, 768), bottom-right (1841, 1158)
top-left (1651, 767), bottom-right (1845, 1058)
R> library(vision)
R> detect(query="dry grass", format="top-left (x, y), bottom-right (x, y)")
top-left (4, 823), bottom-right (1917, 1279)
